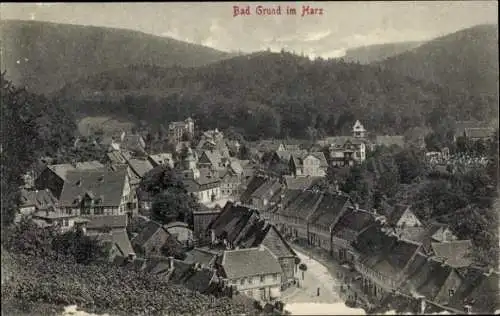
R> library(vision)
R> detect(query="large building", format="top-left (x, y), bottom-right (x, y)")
top-left (168, 117), bottom-right (195, 144)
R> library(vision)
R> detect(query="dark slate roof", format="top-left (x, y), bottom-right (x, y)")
top-left (406, 257), bottom-right (454, 300)
top-left (208, 202), bottom-right (259, 242)
top-left (182, 168), bottom-right (221, 193)
top-left (332, 208), bottom-right (376, 241)
top-left (47, 164), bottom-right (75, 180)
top-left (219, 246), bottom-right (282, 279)
top-left (183, 248), bottom-right (218, 266)
top-left (431, 240), bottom-right (474, 268)
top-left (461, 272), bottom-right (499, 313)
top-left (122, 134), bottom-right (145, 152)
top-left (85, 215), bottom-right (127, 230)
top-left (20, 189), bottom-right (58, 209)
top-left (308, 193), bottom-right (350, 228)
top-left (278, 190), bottom-right (322, 220)
top-left (239, 176), bottom-right (267, 203)
top-left (386, 204), bottom-right (412, 225)
top-left (59, 166), bottom-right (128, 207)
top-left (283, 175), bottom-right (322, 191)
top-left (260, 225), bottom-right (296, 258)
top-left (131, 220), bottom-right (165, 247)
top-left (128, 158), bottom-right (154, 178)
top-left (250, 178), bottom-right (282, 201)
top-left (183, 268), bottom-right (216, 293)
top-left (97, 230), bottom-right (135, 256)
top-left (169, 259), bottom-right (195, 283)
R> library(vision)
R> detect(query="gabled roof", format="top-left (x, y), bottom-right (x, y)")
top-left (431, 240), bottom-right (474, 268)
top-left (131, 220), bottom-right (167, 247)
top-left (86, 215), bottom-right (127, 230)
top-left (308, 193), bottom-right (351, 228)
top-left (283, 175), bottom-right (321, 191)
top-left (201, 150), bottom-right (223, 167)
top-left (250, 178), bottom-right (282, 201)
top-left (74, 161), bottom-right (105, 170)
top-left (260, 225), bottom-right (296, 258)
top-left (122, 134), bottom-right (145, 152)
top-left (58, 166), bottom-right (128, 207)
top-left (208, 202), bottom-right (259, 243)
top-left (20, 189), bottom-right (58, 209)
top-left (228, 158), bottom-right (243, 175)
top-left (148, 153), bottom-right (173, 165)
top-left (183, 248), bottom-right (218, 266)
top-left (332, 208), bottom-right (376, 242)
top-left (128, 158), bottom-right (154, 178)
top-left (278, 190), bottom-right (323, 220)
top-left (97, 230), bottom-right (135, 256)
top-left (239, 176), bottom-right (268, 203)
top-left (386, 204), bottom-right (414, 226)
top-left (219, 246), bottom-right (282, 279)
top-left (47, 164), bottom-right (75, 180)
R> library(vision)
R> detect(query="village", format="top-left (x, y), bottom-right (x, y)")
top-left (15, 116), bottom-right (498, 315)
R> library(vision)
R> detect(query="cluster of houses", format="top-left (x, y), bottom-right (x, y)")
top-left (14, 117), bottom-right (498, 312)
top-left (237, 174), bottom-right (499, 314)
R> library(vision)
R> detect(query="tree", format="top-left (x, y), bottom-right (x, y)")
top-left (394, 148), bottom-right (426, 184)
top-left (152, 190), bottom-right (198, 225)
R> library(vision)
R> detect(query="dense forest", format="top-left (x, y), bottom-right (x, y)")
top-left (57, 46), bottom-right (497, 141)
top-left (0, 20), bottom-right (235, 94)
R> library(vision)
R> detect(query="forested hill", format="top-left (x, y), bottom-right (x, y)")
top-left (56, 49), bottom-right (497, 141)
top-left (343, 41), bottom-right (423, 64)
top-left (0, 20), bottom-right (234, 94)
top-left (379, 24), bottom-right (499, 97)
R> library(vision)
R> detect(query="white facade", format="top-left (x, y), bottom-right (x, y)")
top-left (229, 273), bottom-right (282, 301)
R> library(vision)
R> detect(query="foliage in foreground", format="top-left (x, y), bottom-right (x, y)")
top-left (1, 250), bottom-right (262, 316)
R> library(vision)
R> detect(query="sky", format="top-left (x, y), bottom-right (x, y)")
top-left (1, 2), bottom-right (498, 58)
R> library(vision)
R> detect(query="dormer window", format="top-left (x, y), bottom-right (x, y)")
top-left (76, 180), bottom-right (82, 186)
top-left (98, 175), bottom-right (104, 182)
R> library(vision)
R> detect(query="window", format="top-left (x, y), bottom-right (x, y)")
top-left (240, 278), bottom-right (245, 285)
top-left (273, 274), bottom-right (278, 281)
top-left (248, 277), bottom-right (253, 284)
top-left (448, 289), bottom-right (455, 297)
top-left (63, 219), bottom-right (69, 227)
top-left (66, 208), bottom-right (72, 215)
top-left (94, 207), bottom-right (104, 215)
top-left (260, 275), bottom-right (265, 283)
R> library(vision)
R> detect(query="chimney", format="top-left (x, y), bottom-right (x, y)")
top-left (127, 253), bottom-right (136, 262)
top-left (210, 229), bottom-right (216, 244)
top-left (464, 305), bottom-right (472, 314)
top-left (168, 256), bottom-right (174, 270)
top-left (354, 203), bottom-right (359, 211)
top-left (419, 297), bottom-right (426, 314)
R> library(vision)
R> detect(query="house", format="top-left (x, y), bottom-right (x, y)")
top-left (430, 240), bottom-right (474, 268)
top-left (307, 193), bottom-right (352, 253)
top-left (197, 129), bottom-right (230, 157)
top-left (400, 254), bottom-right (464, 310)
top-left (57, 165), bottom-right (135, 218)
top-left (354, 226), bottom-right (422, 302)
top-left (289, 152), bottom-right (328, 177)
top-left (168, 117), bottom-right (195, 144)
top-left (193, 207), bottom-right (222, 244)
top-left (121, 134), bottom-right (146, 154)
top-left (330, 206), bottom-right (376, 264)
top-left (183, 248), bottom-right (219, 268)
top-left (385, 204), bottom-right (423, 228)
top-left (275, 190), bottom-right (323, 243)
top-left (216, 245), bottom-right (283, 302)
top-left (463, 128), bottom-right (495, 142)
top-left (31, 209), bottom-right (89, 233)
top-left (263, 188), bottom-right (302, 222)
top-left (282, 175), bottom-right (322, 191)
top-left (35, 163), bottom-right (75, 198)
top-left (353, 120), bottom-right (367, 138)
top-left (239, 176), bottom-right (270, 205)
top-left (106, 150), bottom-right (131, 165)
top-left (182, 169), bottom-right (221, 204)
top-left (163, 221), bottom-right (194, 248)
top-left (84, 215), bottom-right (128, 235)
top-left (208, 202), bottom-right (261, 249)
top-left (180, 149), bottom-right (221, 204)
top-left (97, 229), bottom-right (136, 262)
top-left (198, 150), bottom-right (227, 170)
top-left (219, 169), bottom-right (242, 198)
top-left (131, 220), bottom-right (180, 257)
top-left (148, 153), bottom-right (174, 168)
top-left (247, 178), bottom-right (282, 211)
top-left (17, 189), bottom-right (59, 223)
top-left (237, 222), bottom-right (298, 286)
top-left (328, 138), bottom-right (367, 166)
top-left (126, 158), bottom-right (154, 194)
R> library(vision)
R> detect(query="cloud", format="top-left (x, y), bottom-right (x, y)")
top-left (304, 30), bottom-right (332, 42)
